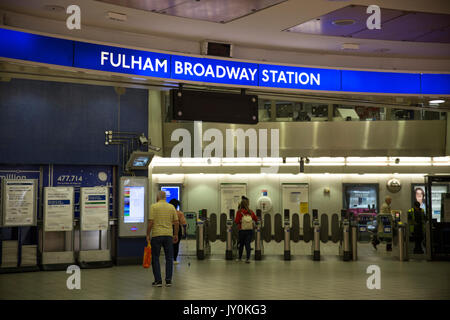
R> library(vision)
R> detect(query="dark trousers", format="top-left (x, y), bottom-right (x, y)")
top-left (238, 230), bottom-right (253, 260)
top-left (151, 236), bottom-right (174, 282)
top-left (173, 227), bottom-right (182, 261)
top-left (414, 230), bottom-right (424, 253)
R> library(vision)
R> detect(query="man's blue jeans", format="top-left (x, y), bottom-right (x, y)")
top-left (151, 236), bottom-right (174, 282)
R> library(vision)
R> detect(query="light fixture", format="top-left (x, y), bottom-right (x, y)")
top-left (341, 43), bottom-right (360, 50)
top-left (333, 19), bottom-right (356, 26)
top-left (429, 99), bottom-right (445, 104)
top-left (107, 12), bottom-right (127, 22)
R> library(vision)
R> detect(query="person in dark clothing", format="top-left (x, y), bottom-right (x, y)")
top-left (234, 196), bottom-right (257, 263)
top-left (408, 201), bottom-right (426, 254)
top-left (169, 199), bottom-right (187, 264)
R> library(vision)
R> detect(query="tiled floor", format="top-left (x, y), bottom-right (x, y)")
top-left (0, 242), bottom-right (449, 300)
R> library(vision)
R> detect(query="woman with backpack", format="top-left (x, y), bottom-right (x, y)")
top-left (234, 196), bottom-right (258, 263)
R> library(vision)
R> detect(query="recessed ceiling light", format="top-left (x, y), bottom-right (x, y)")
top-left (43, 5), bottom-right (65, 12)
top-left (332, 19), bottom-right (356, 26)
top-left (374, 48), bottom-right (390, 53)
top-left (341, 43), bottom-right (360, 50)
top-left (107, 12), bottom-right (127, 22)
top-left (429, 99), bottom-right (445, 104)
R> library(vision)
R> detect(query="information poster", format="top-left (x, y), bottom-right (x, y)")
top-left (220, 184), bottom-right (247, 215)
top-left (44, 187), bottom-right (74, 231)
top-left (3, 180), bottom-right (36, 226)
top-left (80, 187), bottom-right (109, 231)
top-left (282, 184), bottom-right (309, 215)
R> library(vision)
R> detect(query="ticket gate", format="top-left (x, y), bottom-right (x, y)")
top-left (225, 209), bottom-right (235, 260)
top-left (396, 221), bottom-right (409, 261)
top-left (357, 213), bottom-right (375, 242)
top-left (254, 209), bottom-right (263, 260)
top-left (283, 209), bottom-right (291, 261)
top-left (311, 209), bottom-right (320, 261)
top-left (339, 210), bottom-right (358, 261)
top-left (376, 213), bottom-right (394, 251)
top-left (196, 209), bottom-right (210, 260)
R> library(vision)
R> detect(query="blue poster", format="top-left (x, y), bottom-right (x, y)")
top-left (161, 186), bottom-right (180, 204)
top-left (43, 165), bottom-right (114, 218)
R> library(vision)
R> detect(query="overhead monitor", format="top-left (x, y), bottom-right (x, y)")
top-left (125, 151), bottom-right (154, 171)
top-left (119, 177), bottom-right (148, 237)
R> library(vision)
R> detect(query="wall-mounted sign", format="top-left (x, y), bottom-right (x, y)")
top-left (80, 186), bottom-right (109, 231)
top-left (386, 178), bottom-right (402, 193)
top-left (1, 27), bottom-right (449, 95)
top-left (44, 186), bottom-right (74, 231)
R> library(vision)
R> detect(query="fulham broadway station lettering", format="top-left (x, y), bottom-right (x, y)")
top-left (100, 51), bottom-right (168, 73)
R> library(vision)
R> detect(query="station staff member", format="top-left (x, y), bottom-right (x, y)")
top-left (234, 196), bottom-right (258, 263)
top-left (146, 191), bottom-right (179, 287)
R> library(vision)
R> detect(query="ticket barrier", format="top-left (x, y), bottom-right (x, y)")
top-left (377, 213), bottom-right (394, 251)
top-left (339, 210), bottom-right (358, 261)
top-left (225, 209), bottom-right (235, 260)
top-left (254, 209), bottom-right (263, 260)
top-left (396, 221), bottom-right (409, 261)
top-left (311, 209), bottom-right (320, 261)
top-left (283, 210), bottom-right (291, 261)
top-left (357, 213), bottom-right (375, 242)
top-left (196, 209), bottom-right (210, 260)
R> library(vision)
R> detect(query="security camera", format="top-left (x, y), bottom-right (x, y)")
top-left (139, 133), bottom-right (148, 145)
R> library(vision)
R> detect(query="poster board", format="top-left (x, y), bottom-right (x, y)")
top-left (80, 186), bottom-right (109, 231)
top-left (281, 183), bottom-right (309, 216)
top-left (1, 179), bottom-right (37, 227)
top-left (412, 184), bottom-right (449, 222)
top-left (44, 187), bottom-right (74, 231)
top-left (220, 184), bottom-right (247, 215)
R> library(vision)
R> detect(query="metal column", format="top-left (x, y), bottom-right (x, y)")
top-left (225, 209), bottom-right (234, 260)
top-left (283, 209), bottom-right (291, 261)
top-left (255, 209), bottom-right (262, 261)
top-left (312, 209), bottom-right (320, 261)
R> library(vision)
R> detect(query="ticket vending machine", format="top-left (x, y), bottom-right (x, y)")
top-left (119, 177), bottom-right (148, 238)
top-left (41, 186), bottom-right (75, 270)
top-left (78, 186), bottom-right (112, 268)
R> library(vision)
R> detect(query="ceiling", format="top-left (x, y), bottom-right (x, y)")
top-left (0, 0), bottom-right (450, 60)
top-left (287, 4), bottom-right (450, 43)
top-left (96, 0), bottom-right (288, 23)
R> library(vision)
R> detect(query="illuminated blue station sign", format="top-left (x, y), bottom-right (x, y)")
top-left (0, 27), bottom-right (448, 95)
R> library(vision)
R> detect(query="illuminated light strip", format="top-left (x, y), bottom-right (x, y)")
top-left (149, 157), bottom-right (449, 167)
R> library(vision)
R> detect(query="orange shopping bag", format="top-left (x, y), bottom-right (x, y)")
top-left (143, 241), bottom-right (152, 268)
